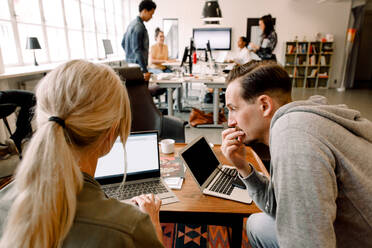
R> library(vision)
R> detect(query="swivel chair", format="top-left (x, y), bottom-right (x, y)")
top-left (113, 66), bottom-right (186, 143)
top-left (0, 104), bottom-right (17, 138)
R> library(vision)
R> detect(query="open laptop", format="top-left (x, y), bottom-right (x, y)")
top-left (94, 131), bottom-right (179, 205)
top-left (179, 136), bottom-right (252, 204)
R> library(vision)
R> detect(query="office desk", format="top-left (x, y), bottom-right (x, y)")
top-left (0, 58), bottom-right (127, 90)
top-left (155, 75), bottom-right (227, 127)
top-left (155, 79), bottom-right (183, 116)
top-left (160, 143), bottom-right (268, 247)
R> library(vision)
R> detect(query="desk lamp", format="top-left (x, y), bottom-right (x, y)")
top-left (26, 37), bottom-right (41, 66)
top-left (202, 0), bottom-right (222, 25)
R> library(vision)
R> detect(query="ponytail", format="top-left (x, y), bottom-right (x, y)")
top-left (0, 122), bottom-right (83, 247)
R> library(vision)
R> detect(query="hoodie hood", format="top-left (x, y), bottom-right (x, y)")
top-left (271, 95), bottom-right (372, 143)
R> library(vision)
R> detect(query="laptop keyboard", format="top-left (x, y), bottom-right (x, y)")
top-left (102, 180), bottom-right (169, 201)
top-left (209, 167), bottom-right (237, 195)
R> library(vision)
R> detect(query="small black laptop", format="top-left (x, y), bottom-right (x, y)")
top-left (179, 136), bottom-right (252, 204)
top-left (94, 131), bottom-right (178, 205)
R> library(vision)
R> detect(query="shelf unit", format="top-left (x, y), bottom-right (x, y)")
top-left (284, 41), bottom-right (333, 88)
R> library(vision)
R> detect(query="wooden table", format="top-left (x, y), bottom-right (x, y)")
top-left (160, 143), bottom-right (269, 247)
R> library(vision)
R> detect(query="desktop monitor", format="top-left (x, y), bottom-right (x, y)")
top-left (102, 39), bottom-right (113, 58)
top-left (193, 28), bottom-right (231, 50)
top-left (180, 46), bottom-right (189, 67)
top-left (206, 40), bottom-right (213, 61)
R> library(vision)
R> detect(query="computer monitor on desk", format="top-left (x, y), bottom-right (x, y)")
top-left (180, 40), bottom-right (195, 75)
top-left (180, 47), bottom-right (189, 67)
top-left (206, 40), bottom-right (213, 62)
top-left (102, 39), bottom-right (113, 58)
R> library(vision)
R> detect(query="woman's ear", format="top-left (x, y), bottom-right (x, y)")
top-left (257, 95), bottom-right (274, 118)
top-left (100, 122), bottom-right (119, 157)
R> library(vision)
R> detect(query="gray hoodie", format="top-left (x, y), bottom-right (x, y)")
top-left (242, 95), bottom-right (372, 247)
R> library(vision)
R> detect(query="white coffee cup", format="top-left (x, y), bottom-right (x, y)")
top-left (160, 139), bottom-right (175, 154)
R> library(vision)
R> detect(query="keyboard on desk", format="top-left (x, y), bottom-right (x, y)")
top-left (209, 167), bottom-right (238, 196)
top-left (102, 180), bottom-right (169, 201)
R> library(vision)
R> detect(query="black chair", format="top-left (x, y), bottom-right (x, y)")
top-left (250, 143), bottom-right (271, 173)
top-left (0, 104), bottom-right (17, 139)
top-left (113, 67), bottom-right (186, 143)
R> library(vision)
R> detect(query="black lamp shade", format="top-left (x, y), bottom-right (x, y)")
top-left (202, 0), bottom-right (222, 21)
top-left (26, 37), bottom-right (41, 50)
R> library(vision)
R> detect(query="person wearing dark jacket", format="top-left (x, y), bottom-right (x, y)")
top-left (249, 14), bottom-right (277, 61)
top-left (121, 0), bottom-right (156, 82)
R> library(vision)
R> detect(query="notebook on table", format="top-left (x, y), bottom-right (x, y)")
top-left (94, 131), bottom-right (179, 205)
top-left (179, 136), bottom-right (252, 204)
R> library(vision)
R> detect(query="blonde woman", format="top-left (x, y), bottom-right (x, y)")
top-left (0, 60), bottom-right (164, 247)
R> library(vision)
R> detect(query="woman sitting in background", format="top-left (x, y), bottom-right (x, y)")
top-left (226, 36), bottom-right (257, 65)
top-left (249, 14), bottom-right (277, 61)
top-left (149, 27), bottom-right (174, 74)
top-left (0, 60), bottom-right (164, 247)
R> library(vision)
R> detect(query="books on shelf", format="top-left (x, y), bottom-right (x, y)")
top-left (309, 69), bottom-right (318, 77)
top-left (318, 72), bottom-right (328, 78)
top-left (287, 44), bottom-right (295, 54)
top-left (285, 41), bottom-right (333, 88)
top-left (310, 55), bottom-right (316, 66)
top-left (160, 156), bottom-right (185, 189)
top-left (320, 56), bottom-right (326, 66)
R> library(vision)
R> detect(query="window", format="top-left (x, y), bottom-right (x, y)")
top-left (0, 21), bottom-right (17, 65)
top-left (0, 1), bottom-right (10, 20)
top-left (13, 0), bottom-right (42, 24)
top-left (0, 0), bottom-right (126, 67)
top-left (42, 0), bottom-right (64, 27)
top-left (47, 27), bottom-right (68, 61)
top-left (64, 0), bottom-right (82, 30)
top-left (69, 30), bottom-right (85, 59)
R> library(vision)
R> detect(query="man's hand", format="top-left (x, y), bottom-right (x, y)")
top-left (221, 128), bottom-right (252, 177)
top-left (143, 72), bottom-right (151, 81)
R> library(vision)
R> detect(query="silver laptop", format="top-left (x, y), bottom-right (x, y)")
top-left (179, 136), bottom-right (252, 204)
top-left (94, 131), bottom-right (178, 205)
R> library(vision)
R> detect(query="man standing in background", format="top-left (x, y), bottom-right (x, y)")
top-left (122, 0), bottom-right (156, 82)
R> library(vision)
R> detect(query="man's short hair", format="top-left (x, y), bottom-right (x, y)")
top-left (226, 61), bottom-right (292, 104)
top-left (139, 0), bottom-right (157, 12)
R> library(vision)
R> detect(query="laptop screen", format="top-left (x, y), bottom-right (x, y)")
top-left (181, 136), bottom-right (220, 186)
top-left (94, 132), bottom-right (159, 180)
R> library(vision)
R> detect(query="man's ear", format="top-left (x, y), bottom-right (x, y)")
top-left (256, 95), bottom-right (274, 118)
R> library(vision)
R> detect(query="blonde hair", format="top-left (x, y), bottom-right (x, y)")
top-left (0, 60), bottom-right (131, 247)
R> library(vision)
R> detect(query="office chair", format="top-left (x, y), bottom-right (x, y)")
top-left (0, 104), bottom-right (17, 139)
top-left (113, 66), bottom-right (186, 142)
top-left (249, 143), bottom-right (271, 173)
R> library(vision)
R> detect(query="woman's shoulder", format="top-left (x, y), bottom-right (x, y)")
top-left (75, 178), bottom-right (149, 232)
top-left (151, 43), bottom-right (160, 50)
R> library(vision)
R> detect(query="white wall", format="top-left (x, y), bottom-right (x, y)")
top-left (144, 0), bottom-right (351, 88)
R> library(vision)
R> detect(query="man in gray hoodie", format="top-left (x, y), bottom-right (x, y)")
top-left (221, 61), bottom-right (372, 248)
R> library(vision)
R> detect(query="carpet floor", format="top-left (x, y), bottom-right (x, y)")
top-left (161, 218), bottom-right (250, 248)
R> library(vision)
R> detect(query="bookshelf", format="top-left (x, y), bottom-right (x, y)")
top-left (284, 41), bottom-right (333, 88)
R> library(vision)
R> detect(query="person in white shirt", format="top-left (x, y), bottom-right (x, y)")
top-left (227, 36), bottom-right (254, 65)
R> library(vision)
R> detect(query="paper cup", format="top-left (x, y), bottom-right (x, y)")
top-left (160, 139), bottom-right (175, 154)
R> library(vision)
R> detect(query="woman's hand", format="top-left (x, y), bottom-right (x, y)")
top-left (132, 194), bottom-right (163, 243)
top-left (221, 128), bottom-right (252, 177)
top-left (132, 194), bottom-right (161, 223)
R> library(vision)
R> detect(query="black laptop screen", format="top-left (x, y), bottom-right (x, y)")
top-left (181, 137), bottom-right (220, 186)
